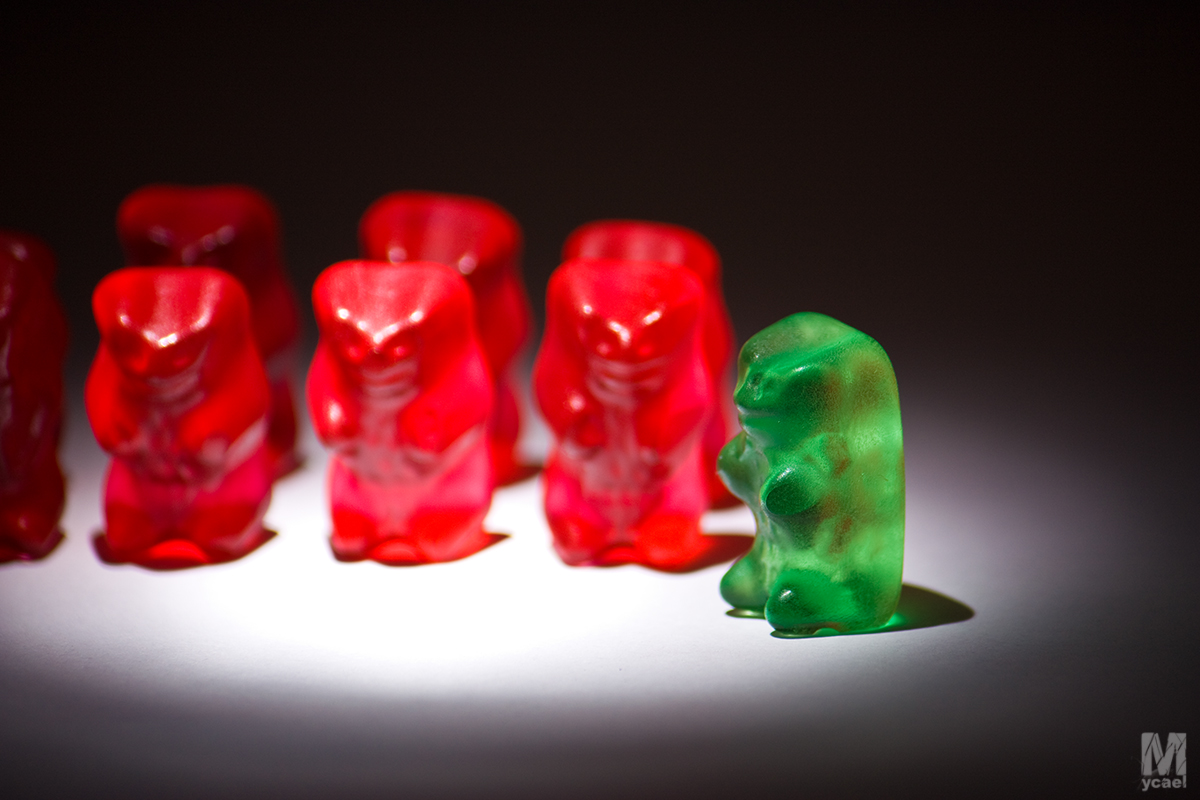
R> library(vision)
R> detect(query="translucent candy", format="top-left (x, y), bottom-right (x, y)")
top-left (0, 231), bottom-right (68, 562)
top-left (359, 192), bottom-right (533, 484)
top-left (307, 261), bottom-right (498, 565)
top-left (563, 220), bottom-right (739, 508)
top-left (118, 184), bottom-right (302, 476)
top-left (718, 313), bottom-right (905, 634)
top-left (535, 258), bottom-right (745, 570)
top-left (87, 268), bottom-right (274, 568)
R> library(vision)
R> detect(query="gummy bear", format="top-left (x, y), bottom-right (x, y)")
top-left (534, 257), bottom-right (740, 570)
top-left (359, 192), bottom-right (533, 484)
top-left (718, 313), bottom-right (905, 634)
top-left (563, 220), bottom-right (739, 508)
top-left (307, 260), bottom-right (499, 565)
top-left (0, 231), bottom-right (68, 562)
top-left (117, 184), bottom-right (302, 476)
top-left (87, 268), bottom-right (274, 569)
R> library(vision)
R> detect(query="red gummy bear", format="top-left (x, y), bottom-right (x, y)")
top-left (117, 185), bottom-right (302, 476)
top-left (0, 231), bottom-right (68, 562)
top-left (535, 258), bottom-right (746, 570)
top-left (563, 220), bottom-right (739, 508)
top-left (359, 192), bottom-right (533, 485)
top-left (87, 268), bottom-right (275, 569)
top-left (307, 261), bottom-right (500, 565)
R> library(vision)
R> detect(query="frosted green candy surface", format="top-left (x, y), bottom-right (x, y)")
top-left (718, 312), bottom-right (904, 634)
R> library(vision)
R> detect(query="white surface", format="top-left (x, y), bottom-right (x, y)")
top-left (1, 403), bottom-right (987, 716)
top-left (1, 388), bottom-right (1191, 797)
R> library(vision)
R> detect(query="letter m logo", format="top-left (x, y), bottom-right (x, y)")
top-left (1142, 733), bottom-right (1187, 777)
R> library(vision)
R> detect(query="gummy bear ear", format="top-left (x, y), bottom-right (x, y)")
top-left (761, 464), bottom-right (821, 517)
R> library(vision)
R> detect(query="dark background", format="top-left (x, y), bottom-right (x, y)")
top-left (2, 2), bottom-right (1197, 797)
top-left (5, 2), bottom-right (1196, 381)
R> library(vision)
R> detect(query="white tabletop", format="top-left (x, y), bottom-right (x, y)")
top-left (1, 374), bottom-right (1193, 798)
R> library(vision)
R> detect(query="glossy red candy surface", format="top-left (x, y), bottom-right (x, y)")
top-left (117, 184), bottom-right (302, 476)
top-left (0, 231), bottom-right (68, 562)
top-left (359, 192), bottom-right (533, 484)
top-left (307, 261), bottom-right (499, 565)
top-left (563, 220), bottom-right (738, 507)
top-left (87, 268), bottom-right (274, 569)
top-left (534, 258), bottom-right (748, 570)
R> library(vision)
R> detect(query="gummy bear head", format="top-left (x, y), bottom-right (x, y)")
top-left (0, 231), bottom-right (56, 324)
top-left (359, 192), bottom-right (521, 291)
top-left (117, 185), bottom-right (282, 290)
top-left (733, 313), bottom-right (862, 449)
top-left (0, 230), bottom-right (57, 285)
top-left (562, 220), bottom-right (721, 290)
top-left (547, 258), bottom-right (703, 404)
top-left (0, 232), bottom-right (68, 387)
top-left (313, 260), bottom-right (476, 392)
top-left (93, 267), bottom-right (250, 393)
top-left (553, 258), bottom-right (702, 362)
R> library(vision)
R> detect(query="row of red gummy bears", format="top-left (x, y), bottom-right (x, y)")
top-left (3, 186), bottom-right (751, 572)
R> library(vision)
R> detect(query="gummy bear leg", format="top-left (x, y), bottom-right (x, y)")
top-left (184, 500), bottom-right (272, 562)
top-left (182, 448), bottom-right (273, 560)
top-left (327, 458), bottom-right (393, 560)
top-left (389, 507), bottom-right (494, 564)
top-left (0, 462), bottom-right (66, 560)
top-left (329, 508), bottom-right (377, 562)
top-left (95, 502), bottom-right (215, 569)
top-left (139, 538), bottom-right (215, 569)
top-left (327, 455), bottom-right (485, 565)
top-left (0, 526), bottom-right (63, 562)
top-left (101, 461), bottom-right (172, 556)
top-left (400, 442), bottom-right (496, 563)
top-left (720, 545), bottom-right (770, 613)
top-left (626, 451), bottom-right (713, 569)
top-left (765, 568), bottom-right (858, 634)
top-left (632, 514), bottom-right (707, 571)
top-left (543, 460), bottom-right (620, 566)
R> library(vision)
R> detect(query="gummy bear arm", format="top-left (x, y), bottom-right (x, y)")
top-left (717, 433), bottom-right (760, 503)
top-left (761, 464), bottom-right (822, 517)
top-left (532, 339), bottom-right (589, 437)
top-left (759, 442), bottom-right (840, 517)
top-left (84, 350), bottom-right (139, 453)
top-left (635, 399), bottom-right (709, 462)
top-left (305, 346), bottom-right (360, 445)
top-left (398, 354), bottom-right (492, 453)
top-left (174, 356), bottom-right (270, 458)
top-left (634, 358), bottom-right (712, 452)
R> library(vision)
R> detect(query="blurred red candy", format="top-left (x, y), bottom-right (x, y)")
top-left (359, 192), bottom-right (533, 484)
top-left (534, 258), bottom-right (728, 570)
top-left (0, 231), bottom-right (68, 562)
top-left (307, 261), bottom-right (499, 565)
top-left (118, 185), bottom-right (302, 476)
top-left (563, 220), bottom-right (739, 508)
top-left (87, 268), bottom-right (274, 569)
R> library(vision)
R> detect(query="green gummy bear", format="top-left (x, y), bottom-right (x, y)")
top-left (718, 313), bottom-right (905, 635)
